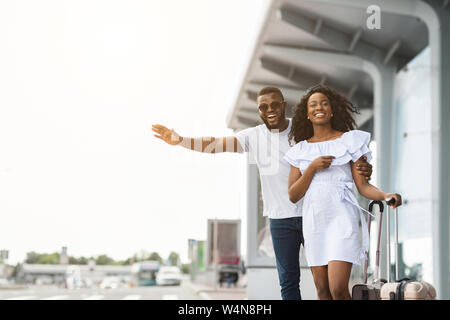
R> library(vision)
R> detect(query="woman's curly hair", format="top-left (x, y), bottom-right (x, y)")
top-left (288, 84), bottom-right (359, 145)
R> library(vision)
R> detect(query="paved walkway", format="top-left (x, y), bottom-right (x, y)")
top-left (184, 281), bottom-right (247, 300)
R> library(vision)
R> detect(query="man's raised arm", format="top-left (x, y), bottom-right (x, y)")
top-left (152, 124), bottom-right (243, 153)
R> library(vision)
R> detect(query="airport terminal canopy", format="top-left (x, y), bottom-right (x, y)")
top-left (226, 0), bottom-right (431, 131)
top-left (231, 0), bottom-right (450, 300)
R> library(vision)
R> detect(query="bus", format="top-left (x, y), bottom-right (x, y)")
top-left (130, 260), bottom-right (160, 286)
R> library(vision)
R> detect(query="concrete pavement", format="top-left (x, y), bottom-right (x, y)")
top-left (0, 283), bottom-right (200, 300)
top-left (184, 280), bottom-right (247, 300)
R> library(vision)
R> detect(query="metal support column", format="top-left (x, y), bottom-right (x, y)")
top-left (246, 159), bottom-right (260, 267)
top-left (424, 0), bottom-right (450, 299)
top-left (307, 0), bottom-right (450, 300)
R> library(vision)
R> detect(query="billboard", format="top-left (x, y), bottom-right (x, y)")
top-left (206, 219), bottom-right (241, 266)
top-left (187, 239), bottom-right (196, 261)
top-left (197, 241), bottom-right (205, 272)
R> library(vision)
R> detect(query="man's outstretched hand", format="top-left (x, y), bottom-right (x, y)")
top-left (152, 124), bottom-right (182, 145)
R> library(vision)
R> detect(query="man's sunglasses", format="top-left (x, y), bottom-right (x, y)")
top-left (258, 101), bottom-right (285, 112)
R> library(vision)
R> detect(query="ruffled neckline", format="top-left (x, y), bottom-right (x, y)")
top-left (305, 132), bottom-right (346, 144)
top-left (284, 130), bottom-right (372, 168)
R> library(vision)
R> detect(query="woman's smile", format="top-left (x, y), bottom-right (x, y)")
top-left (307, 92), bottom-right (333, 124)
top-left (313, 112), bottom-right (326, 118)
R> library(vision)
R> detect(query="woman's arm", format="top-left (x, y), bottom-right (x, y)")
top-left (350, 158), bottom-right (402, 208)
top-left (288, 165), bottom-right (315, 203)
top-left (288, 156), bottom-right (335, 203)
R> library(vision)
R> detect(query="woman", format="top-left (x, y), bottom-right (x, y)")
top-left (284, 85), bottom-right (402, 300)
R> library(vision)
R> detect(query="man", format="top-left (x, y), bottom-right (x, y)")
top-left (152, 87), bottom-right (372, 300)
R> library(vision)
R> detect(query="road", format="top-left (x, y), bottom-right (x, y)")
top-left (0, 282), bottom-right (200, 300)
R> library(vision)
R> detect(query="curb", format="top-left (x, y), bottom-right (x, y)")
top-left (0, 285), bottom-right (28, 290)
top-left (183, 281), bottom-right (213, 300)
top-left (198, 292), bottom-right (212, 300)
top-left (184, 281), bottom-right (248, 300)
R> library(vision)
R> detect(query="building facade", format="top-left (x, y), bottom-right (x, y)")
top-left (226, 0), bottom-right (450, 299)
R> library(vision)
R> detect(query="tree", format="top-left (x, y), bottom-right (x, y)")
top-left (25, 252), bottom-right (59, 264)
top-left (68, 256), bottom-right (79, 265)
top-left (25, 252), bottom-right (40, 264)
top-left (67, 256), bottom-right (89, 265)
top-left (41, 252), bottom-right (60, 264)
top-left (119, 256), bottom-right (135, 265)
top-left (78, 256), bottom-right (89, 265)
top-left (148, 252), bottom-right (162, 263)
top-left (167, 252), bottom-right (180, 266)
top-left (126, 254), bottom-right (139, 265)
top-left (181, 263), bottom-right (190, 274)
top-left (95, 254), bottom-right (115, 265)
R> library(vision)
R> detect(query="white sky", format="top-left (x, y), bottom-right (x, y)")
top-left (0, 0), bottom-right (270, 265)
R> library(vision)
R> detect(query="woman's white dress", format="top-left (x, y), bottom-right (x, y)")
top-left (284, 130), bottom-right (372, 267)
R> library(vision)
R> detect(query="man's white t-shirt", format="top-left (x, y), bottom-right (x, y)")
top-left (235, 119), bottom-right (302, 219)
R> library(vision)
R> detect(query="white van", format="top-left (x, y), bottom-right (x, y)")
top-left (156, 266), bottom-right (182, 286)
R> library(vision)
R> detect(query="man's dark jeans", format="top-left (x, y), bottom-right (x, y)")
top-left (270, 217), bottom-right (304, 300)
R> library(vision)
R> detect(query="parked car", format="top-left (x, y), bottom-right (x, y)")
top-left (156, 266), bottom-right (182, 286)
top-left (100, 276), bottom-right (121, 289)
top-left (218, 264), bottom-right (240, 287)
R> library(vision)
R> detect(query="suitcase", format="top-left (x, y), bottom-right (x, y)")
top-left (380, 279), bottom-right (437, 300)
top-left (380, 198), bottom-right (437, 300)
top-left (351, 200), bottom-right (386, 300)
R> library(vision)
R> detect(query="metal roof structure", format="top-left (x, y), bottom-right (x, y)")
top-left (229, 0), bottom-right (450, 299)
top-left (226, 0), bottom-right (430, 130)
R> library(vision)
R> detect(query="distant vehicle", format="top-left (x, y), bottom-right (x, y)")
top-left (207, 219), bottom-right (241, 287)
top-left (218, 263), bottom-right (240, 288)
top-left (100, 276), bottom-right (121, 289)
top-left (131, 261), bottom-right (160, 286)
top-left (156, 266), bottom-right (182, 286)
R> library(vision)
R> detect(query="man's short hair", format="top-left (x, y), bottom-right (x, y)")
top-left (257, 87), bottom-right (284, 101)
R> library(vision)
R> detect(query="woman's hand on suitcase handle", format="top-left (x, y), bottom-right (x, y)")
top-left (311, 156), bottom-right (335, 172)
top-left (385, 193), bottom-right (402, 209)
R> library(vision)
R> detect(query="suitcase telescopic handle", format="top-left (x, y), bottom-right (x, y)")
top-left (386, 198), bottom-right (396, 206)
top-left (364, 200), bottom-right (384, 284)
top-left (386, 197), bottom-right (399, 283)
top-left (369, 200), bottom-right (384, 213)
